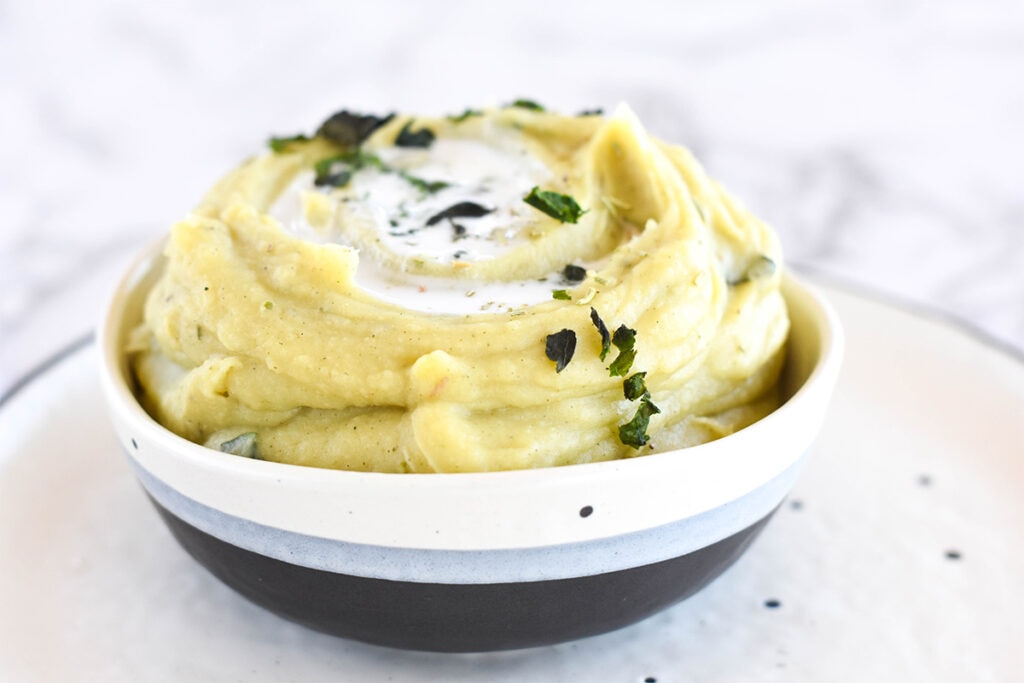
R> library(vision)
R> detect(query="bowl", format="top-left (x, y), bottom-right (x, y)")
top-left (98, 242), bottom-right (843, 652)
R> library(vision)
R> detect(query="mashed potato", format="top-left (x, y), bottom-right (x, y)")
top-left (128, 103), bottom-right (788, 472)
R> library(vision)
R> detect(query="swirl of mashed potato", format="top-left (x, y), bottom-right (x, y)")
top-left (128, 103), bottom-right (789, 472)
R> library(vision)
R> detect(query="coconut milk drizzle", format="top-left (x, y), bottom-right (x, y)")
top-left (268, 138), bottom-right (568, 315)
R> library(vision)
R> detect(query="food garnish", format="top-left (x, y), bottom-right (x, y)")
top-left (508, 98), bottom-right (545, 111)
top-left (447, 108), bottom-right (483, 123)
top-left (316, 110), bottom-right (394, 147)
top-left (545, 329), bottom-right (577, 373)
top-left (608, 324), bottom-right (637, 377)
top-left (618, 398), bottom-right (660, 449)
top-left (523, 187), bottom-right (586, 224)
top-left (589, 307), bottom-right (611, 361)
top-left (395, 120), bottom-right (436, 148)
top-left (562, 264), bottom-right (587, 283)
top-left (425, 202), bottom-right (494, 227)
top-left (268, 134), bottom-right (311, 152)
top-left (622, 372), bottom-right (649, 401)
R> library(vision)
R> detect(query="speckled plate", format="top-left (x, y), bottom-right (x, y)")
top-left (0, 280), bottom-right (1021, 682)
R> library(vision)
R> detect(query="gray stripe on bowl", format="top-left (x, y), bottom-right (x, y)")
top-left (131, 456), bottom-right (803, 584)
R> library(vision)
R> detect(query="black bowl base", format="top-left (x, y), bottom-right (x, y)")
top-left (149, 497), bottom-right (775, 652)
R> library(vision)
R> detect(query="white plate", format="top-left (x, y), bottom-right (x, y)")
top-left (1, 280), bottom-right (1021, 682)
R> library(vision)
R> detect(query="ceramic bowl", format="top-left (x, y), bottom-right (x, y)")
top-left (98, 243), bottom-right (843, 652)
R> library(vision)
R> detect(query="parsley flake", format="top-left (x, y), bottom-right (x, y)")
top-left (509, 98), bottom-right (545, 111)
top-left (545, 329), bottom-right (577, 373)
top-left (401, 172), bottom-right (450, 194)
top-left (608, 348), bottom-right (636, 377)
top-left (395, 120), bottom-right (436, 148)
top-left (552, 289), bottom-right (571, 301)
top-left (314, 169), bottom-right (352, 188)
top-left (268, 134), bottom-right (310, 153)
top-left (313, 150), bottom-right (385, 187)
top-left (608, 325), bottom-right (638, 376)
top-left (316, 111), bottom-right (394, 148)
top-left (612, 324), bottom-right (636, 352)
top-left (562, 264), bottom-right (587, 283)
top-left (448, 108), bottom-right (483, 123)
top-left (590, 308), bottom-right (611, 361)
top-left (426, 202), bottom-right (493, 227)
top-left (523, 187), bottom-right (587, 224)
top-left (622, 372), bottom-right (649, 401)
top-left (219, 432), bottom-right (260, 459)
top-left (618, 398), bottom-right (661, 449)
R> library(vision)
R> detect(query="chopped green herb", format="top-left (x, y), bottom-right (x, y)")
top-left (612, 324), bottom-right (636, 353)
top-left (608, 325), bottom-right (638, 376)
top-left (268, 134), bottom-right (310, 153)
top-left (314, 169), bottom-right (352, 188)
top-left (316, 150), bottom-right (385, 176)
top-left (219, 432), bottom-right (260, 459)
top-left (523, 186), bottom-right (587, 224)
top-left (577, 108), bottom-right (604, 116)
top-left (552, 289), bottom-right (571, 301)
top-left (313, 150), bottom-right (385, 187)
top-left (622, 372), bottom-right (649, 401)
top-left (316, 111), bottom-right (394, 147)
top-left (608, 348), bottom-right (636, 377)
top-left (545, 329), bottom-right (577, 373)
top-left (508, 98), bottom-right (545, 111)
top-left (395, 120), bottom-right (436, 148)
top-left (262, 300), bottom-right (274, 310)
top-left (314, 147), bottom-right (449, 194)
top-left (562, 264), bottom-right (587, 283)
top-left (590, 308), bottom-right (611, 361)
top-left (426, 202), bottom-right (493, 226)
top-left (618, 398), bottom-right (660, 449)
top-left (448, 108), bottom-right (483, 123)
top-left (400, 171), bottom-right (450, 194)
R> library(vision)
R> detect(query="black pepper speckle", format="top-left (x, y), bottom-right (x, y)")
top-left (764, 598), bottom-right (781, 609)
top-left (131, 438), bottom-right (138, 450)
top-left (579, 505), bottom-right (593, 518)
top-left (789, 499), bottom-right (803, 511)
top-left (945, 550), bottom-right (962, 561)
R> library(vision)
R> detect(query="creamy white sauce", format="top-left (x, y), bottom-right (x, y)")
top-left (352, 267), bottom-right (562, 316)
top-left (268, 137), bottom-right (576, 315)
top-left (370, 139), bottom-right (549, 262)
